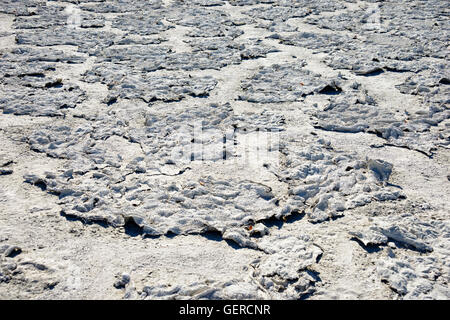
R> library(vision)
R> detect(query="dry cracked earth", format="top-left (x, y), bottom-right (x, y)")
top-left (0, 0), bottom-right (449, 300)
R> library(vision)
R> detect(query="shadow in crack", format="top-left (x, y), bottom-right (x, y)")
top-left (163, 231), bottom-right (183, 240)
top-left (34, 180), bottom-right (47, 191)
top-left (123, 217), bottom-right (143, 237)
top-left (299, 269), bottom-right (322, 300)
top-left (61, 210), bottom-right (109, 229)
top-left (261, 210), bottom-right (306, 230)
top-left (318, 84), bottom-right (342, 95)
top-left (306, 269), bottom-right (322, 282)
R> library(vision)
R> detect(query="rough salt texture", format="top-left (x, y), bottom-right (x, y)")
top-left (0, 0), bottom-right (448, 300)
top-left (238, 62), bottom-right (341, 103)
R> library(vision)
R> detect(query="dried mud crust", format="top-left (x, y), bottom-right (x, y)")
top-left (0, 0), bottom-right (449, 300)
